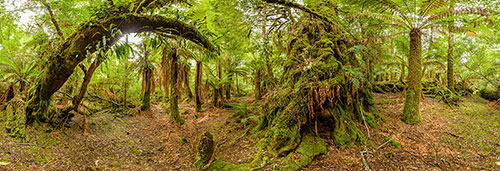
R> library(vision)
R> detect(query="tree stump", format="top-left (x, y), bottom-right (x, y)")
top-left (194, 131), bottom-right (215, 170)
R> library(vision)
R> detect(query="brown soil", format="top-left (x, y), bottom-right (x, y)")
top-left (1, 93), bottom-right (499, 170)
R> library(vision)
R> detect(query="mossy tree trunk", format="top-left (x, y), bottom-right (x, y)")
top-left (255, 69), bottom-right (262, 100)
top-left (195, 60), bottom-right (203, 112)
top-left (169, 46), bottom-right (182, 124)
top-left (225, 71), bottom-right (232, 100)
top-left (141, 48), bottom-right (153, 111)
top-left (256, 17), bottom-right (376, 158)
top-left (402, 29), bottom-right (423, 125)
top-left (212, 60), bottom-right (224, 107)
top-left (161, 47), bottom-right (171, 100)
top-left (24, 14), bottom-right (215, 125)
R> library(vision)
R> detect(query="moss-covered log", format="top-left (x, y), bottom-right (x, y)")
top-left (24, 13), bottom-right (216, 125)
top-left (480, 88), bottom-right (500, 101)
top-left (255, 16), bottom-right (376, 168)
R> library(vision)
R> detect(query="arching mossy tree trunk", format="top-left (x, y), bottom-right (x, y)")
top-left (402, 29), bottom-right (423, 125)
top-left (24, 13), bottom-right (215, 125)
top-left (255, 17), bottom-right (376, 162)
top-left (169, 46), bottom-right (183, 124)
top-left (195, 60), bottom-right (203, 112)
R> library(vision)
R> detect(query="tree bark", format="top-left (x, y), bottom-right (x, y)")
top-left (402, 29), bottom-right (423, 125)
top-left (225, 71), bottom-right (232, 100)
top-left (400, 63), bottom-right (405, 83)
top-left (141, 47), bottom-right (152, 111)
top-left (161, 47), bottom-right (170, 99)
top-left (169, 46), bottom-right (182, 124)
top-left (195, 60), bottom-right (202, 112)
top-left (183, 64), bottom-right (194, 99)
top-left (213, 60), bottom-right (224, 107)
top-left (24, 14), bottom-right (215, 124)
top-left (255, 69), bottom-right (262, 100)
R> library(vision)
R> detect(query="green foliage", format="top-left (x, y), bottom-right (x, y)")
top-left (383, 136), bottom-right (402, 148)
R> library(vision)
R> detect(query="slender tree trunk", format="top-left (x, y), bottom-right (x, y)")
top-left (402, 29), bottom-right (423, 125)
top-left (225, 72), bottom-right (232, 100)
top-left (255, 69), bottom-right (262, 100)
top-left (169, 47), bottom-right (182, 124)
top-left (195, 61), bottom-right (202, 112)
top-left (400, 63), bottom-right (405, 83)
top-left (141, 45), bottom-right (152, 111)
top-left (123, 56), bottom-right (128, 107)
top-left (72, 55), bottom-right (103, 132)
top-left (161, 47), bottom-right (170, 100)
top-left (19, 81), bottom-right (25, 93)
top-left (213, 61), bottom-right (224, 107)
top-left (183, 64), bottom-right (194, 99)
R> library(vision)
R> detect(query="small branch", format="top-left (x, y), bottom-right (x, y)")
top-left (360, 151), bottom-right (372, 171)
top-left (261, 0), bottom-right (338, 26)
top-left (41, 1), bottom-right (64, 39)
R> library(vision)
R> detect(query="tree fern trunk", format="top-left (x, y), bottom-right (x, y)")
top-left (402, 29), bottom-right (423, 125)
top-left (169, 47), bottom-right (182, 124)
top-left (195, 61), bottom-right (202, 112)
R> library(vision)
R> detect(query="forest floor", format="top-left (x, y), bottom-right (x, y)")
top-left (0, 93), bottom-right (500, 170)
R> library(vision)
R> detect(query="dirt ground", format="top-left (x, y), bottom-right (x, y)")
top-left (1, 93), bottom-right (499, 170)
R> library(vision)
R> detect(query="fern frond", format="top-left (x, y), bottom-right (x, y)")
top-left (352, 0), bottom-right (402, 14)
top-left (351, 13), bottom-right (405, 26)
top-left (425, 7), bottom-right (494, 25)
top-left (418, 0), bottom-right (448, 17)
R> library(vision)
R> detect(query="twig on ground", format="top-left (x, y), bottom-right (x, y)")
top-left (360, 151), bottom-right (372, 171)
top-left (37, 158), bottom-right (58, 171)
top-left (359, 109), bottom-right (372, 171)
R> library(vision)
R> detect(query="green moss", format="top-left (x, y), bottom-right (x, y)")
top-left (282, 135), bottom-right (327, 171)
top-left (402, 90), bottom-right (423, 125)
top-left (383, 136), bottom-right (402, 148)
top-left (179, 138), bottom-right (187, 145)
top-left (4, 100), bottom-right (26, 139)
top-left (204, 160), bottom-right (252, 171)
